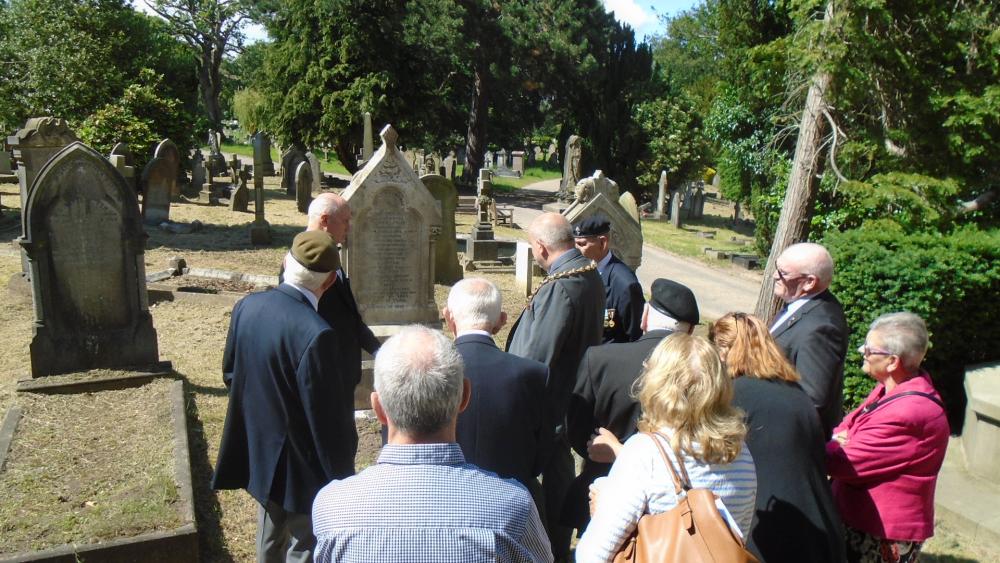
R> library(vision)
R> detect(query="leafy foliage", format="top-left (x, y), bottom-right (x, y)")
top-left (825, 225), bottom-right (1000, 427)
top-left (633, 95), bottom-right (710, 190)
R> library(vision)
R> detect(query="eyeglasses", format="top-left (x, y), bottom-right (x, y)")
top-left (857, 344), bottom-right (894, 357)
top-left (776, 268), bottom-right (806, 283)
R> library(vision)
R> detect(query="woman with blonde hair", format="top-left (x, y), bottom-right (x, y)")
top-left (711, 312), bottom-right (845, 562)
top-left (575, 333), bottom-right (756, 563)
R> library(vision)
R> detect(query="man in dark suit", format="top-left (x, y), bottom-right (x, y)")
top-left (506, 212), bottom-right (604, 560)
top-left (213, 231), bottom-right (358, 563)
top-left (564, 278), bottom-right (699, 532)
top-left (573, 214), bottom-right (645, 344)
top-left (444, 277), bottom-right (550, 511)
top-left (769, 242), bottom-right (849, 437)
top-left (306, 193), bottom-right (380, 390)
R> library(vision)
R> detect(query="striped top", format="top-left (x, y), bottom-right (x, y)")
top-left (575, 431), bottom-right (757, 563)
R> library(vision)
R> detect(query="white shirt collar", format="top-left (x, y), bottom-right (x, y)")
top-left (285, 282), bottom-right (319, 311)
top-left (770, 294), bottom-right (813, 332)
top-left (456, 329), bottom-right (493, 339)
top-left (596, 250), bottom-right (614, 275)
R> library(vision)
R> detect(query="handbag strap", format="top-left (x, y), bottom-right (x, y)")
top-left (860, 390), bottom-right (944, 415)
top-left (644, 432), bottom-right (691, 496)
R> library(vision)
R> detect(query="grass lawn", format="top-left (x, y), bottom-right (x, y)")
top-left (218, 143), bottom-right (351, 176)
top-left (492, 166), bottom-right (561, 192)
top-left (642, 202), bottom-right (758, 263)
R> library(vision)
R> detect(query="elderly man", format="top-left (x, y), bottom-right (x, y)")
top-left (312, 326), bottom-right (553, 563)
top-left (564, 278), bottom-right (699, 532)
top-left (572, 214), bottom-right (645, 343)
top-left (506, 212), bottom-right (604, 559)
top-left (444, 278), bottom-right (550, 508)
top-left (304, 193), bottom-right (380, 390)
top-left (770, 242), bottom-right (849, 436)
top-left (213, 231), bottom-right (357, 563)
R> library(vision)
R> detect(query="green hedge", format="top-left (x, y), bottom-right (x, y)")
top-left (824, 223), bottom-right (1000, 431)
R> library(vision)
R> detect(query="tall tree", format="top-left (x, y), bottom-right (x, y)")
top-left (146, 0), bottom-right (246, 137)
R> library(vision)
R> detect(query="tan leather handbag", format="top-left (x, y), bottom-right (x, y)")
top-left (612, 432), bottom-right (758, 563)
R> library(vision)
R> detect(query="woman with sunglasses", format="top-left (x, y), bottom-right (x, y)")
top-left (826, 312), bottom-right (949, 563)
top-left (710, 312), bottom-right (845, 563)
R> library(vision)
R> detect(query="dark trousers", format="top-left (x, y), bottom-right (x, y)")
top-left (541, 434), bottom-right (575, 559)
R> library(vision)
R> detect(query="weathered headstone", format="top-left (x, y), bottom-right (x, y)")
top-left (619, 191), bottom-right (641, 225)
top-left (562, 170), bottom-right (643, 270)
top-left (200, 165), bottom-right (218, 205)
top-left (8, 117), bottom-right (80, 208)
top-left (484, 150), bottom-right (494, 169)
top-left (250, 138), bottom-right (272, 244)
top-left (511, 151), bottom-right (525, 177)
top-left (443, 151), bottom-right (457, 180)
top-left (141, 157), bottom-right (172, 225)
top-left (18, 142), bottom-right (161, 377)
top-left (0, 149), bottom-right (11, 175)
top-left (655, 171), bottom-right (667, 219)
top-left (468, 169), bottom-right (499, 261)
top-left (670, 190), bottom-right (683, 228)
top-left (558, 134), bottom-right (583, 199)
top-left (515, 241), bottom-right (533, 298)
top-left (421, 174), bottom-right (463, 285)
top-left (295, 160), bottom-right (313, 213)
top-left (153, 139), bottom-right (181, 200)
top-left (228, 154), bottom-right (241, 184)
top-left (230, 166), bottom-right (250, 212)
top-left (496, 148), bottom-right (507, 169)
top-left (110, 154), bottom-right (136, 193)
top-left (252, 132), bottom-right (275, 176)
top-left (207, 130), bottom-right (227, 175)
top-left (533, 146), bottom-right (544, 164)
top-left (691, 185), bottom-right (706, 219)
top-left (362, 111), bottom-right (374, 162)
top-left (190, 159), bottom-right (206, 197)
top-left (305, 151), bottom-right (322, 194)
top-left (280, 146), bottom-right (307, 196)
top-left (342, 124), bottom-right (442, 325)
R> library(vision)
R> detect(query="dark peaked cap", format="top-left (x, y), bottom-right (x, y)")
top-left (649, 278), bottom-right (699, 325)
top-left (573, 215), bottom-right (611, 238)
top-left (290, 231), bottom-right (341, 273)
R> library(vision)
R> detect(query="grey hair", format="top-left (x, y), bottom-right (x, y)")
top-left (869, 312), bottom-right (929, 371)
top-left (529, 213), bottom-right (574, 250)
top-left (645, 304), bottom-right (691, 334)
top-left (447, 278), bottom-right (502, 331)
top-left (374, 325), bottom-right (465, 436)
top-left (283, 253), bottom-right (330, 292)
top-left (782, 242), bottom-right (834, 287)
top-left (307, 193), bottom-right (348, 222)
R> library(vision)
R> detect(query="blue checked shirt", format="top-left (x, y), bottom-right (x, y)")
top-left (312, 443), bottom-right (553, 563)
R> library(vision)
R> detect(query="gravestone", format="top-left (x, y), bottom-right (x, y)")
top-left (305, 151), bottom-right (322, 194)
top-left (110, 154), bottom-right (136, 193)
top-left (250, 137), bottom-right (272, 244)
top-left (468, 169), bottom-right (499, 262)
top-left (619, 191), bottom-right (641, 225)
top-left (443, 151), bottom-right (457, 180)
top-left (230, 166), bottom-right (250, 212)
top-left (421, 174), bottom-right (463, 285)
top-left (190, 159), bottom-right (206, 197)
top-left (9, 117), bottom-right (80, 209)
top-left (547, 140), bottom-right (557, 159)
top-left (229, 154), bottom-right (241, 184)
top-left (0, 149), bottom-right (11, 175)
top-left (558, 134), bottom-right (583, 200)
top-left (207, 130), bottom-right (227, 175)
top-left (562, 170), bottom-right (643, 270)
top-left (496, 149), bottom-right (507, 169)
top-left (252, 132), bottom-right (275, 176)
top-left (690, 185), bottom-right (705, 219)
top-left (655, 171), bottom-right (667, 219)
top-left (200, 165), bottom-right (218, 205)
top-left (18, 142), bottom-right (161, 377)
top-left (141, 157), bottom-right (173, 225)
top-left (670, 190), bottom-right (683, 228)
top-left (280, 146), bottom-right (307, 196)
top-left (362, 111), bottom-right (374, 162)
top-left (484, 150), bottom-right (494, 168)
top-left (515, 241), bottom-right (533, 298)
top-left (153, 139), bottom-right (181, 200)
top-left (295, 160), bottom-right (313, 213)
top-left (511, 151), bottom-right (525, 177)
top-left (342, 124), bottom-right (441, 325)
top-left (533, 146), bottom-right (543, 164)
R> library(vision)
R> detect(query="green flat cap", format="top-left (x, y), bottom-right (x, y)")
top-left (290, 231), bottom-right (341, 273)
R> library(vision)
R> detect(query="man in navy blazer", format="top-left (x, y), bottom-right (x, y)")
top-left (769, 242), bottom-right (849, 437)
top-left (573, 215), bottom-right (645, 343)
top-left (445, 278), bottom-right (550, 511)
top-left (213, 231), bottom-right (358, 563)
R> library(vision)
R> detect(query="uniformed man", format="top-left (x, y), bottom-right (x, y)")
top-left (573, 214), bottom-right (645, 343)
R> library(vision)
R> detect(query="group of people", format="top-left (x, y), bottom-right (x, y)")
top-left (211, 201), bottom-right (951, 563)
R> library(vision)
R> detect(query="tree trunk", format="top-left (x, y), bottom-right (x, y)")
top-left (461, 65), bottom-right (488, 186)
top-left (198, 43), bottom-right (224, 141)
top-left (334, 138), bottom-right (358, 174)
top-left (754, 3), bottom-right (835, 322)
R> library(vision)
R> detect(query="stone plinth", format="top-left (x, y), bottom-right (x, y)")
top-left (962, 362), bottom-right (1000, 482)
top-left (468, 222), bottom-right (499, 262)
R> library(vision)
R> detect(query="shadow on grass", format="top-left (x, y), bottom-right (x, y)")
top-left (921, 555), bottom-right (980, 563)
top-left (182, 375), bottom-right (238, 563)
top-left (145, 218), bottom-right (302, 255)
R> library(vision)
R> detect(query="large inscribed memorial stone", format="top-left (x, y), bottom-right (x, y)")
top-left (562, 170), bottom-right (643, 270)
top-left (18, 142), bottom-right (161, 377)
top-left (342, 125), bottom-right (441, 325)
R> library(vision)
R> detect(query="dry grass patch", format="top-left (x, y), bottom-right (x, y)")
top-left (0, 378), bottom-right (181, 556)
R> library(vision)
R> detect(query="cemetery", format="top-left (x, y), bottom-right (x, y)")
top-left (0, 0), bottom-right (998, 561)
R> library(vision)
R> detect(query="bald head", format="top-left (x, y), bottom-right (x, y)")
top-left (527, 213), bottom-right (574, 270)
top-left (307, 193), bottom-right (351, 244)
top-left (773, 242), bottom-right (834, 302)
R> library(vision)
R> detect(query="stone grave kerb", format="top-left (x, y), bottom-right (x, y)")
top-left (341, 124), bottom-right (442, 325)
top-left (18, 141), bottom-right (160, 377)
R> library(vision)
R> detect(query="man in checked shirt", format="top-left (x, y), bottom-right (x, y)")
top-left (311, 325), bottom-right (553, 563)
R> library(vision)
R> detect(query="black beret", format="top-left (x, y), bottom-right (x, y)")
top-left (649, 278), bottom-right (699, 325)
top-left (291, 231), bottom-right (341, 273)
top-left (573, 214), bottom-right (611, 238)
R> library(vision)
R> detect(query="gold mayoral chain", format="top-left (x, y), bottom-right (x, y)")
top-left (525, 260), bottom-right (599, 305)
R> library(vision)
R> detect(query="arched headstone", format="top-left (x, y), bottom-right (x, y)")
top-left (141, 156), bottom-right (172, 224)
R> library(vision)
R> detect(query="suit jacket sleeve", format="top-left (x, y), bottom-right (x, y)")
top-left (793, 321), bottom-right (846, 414)
top-left (509, 283), bottom-right (573, 367)
top-left (826, 413), bottom-right (921, 484)
top-left (222, 301), bottom-right (242, 388)
top-left (358, 321), bottom-right (380, 356)
top-left (567, 350), bottom-right (599, 458)
top-left (623, 280), bottom-right (645, 342)
top-left (297, 329), bottom-right (357, 479)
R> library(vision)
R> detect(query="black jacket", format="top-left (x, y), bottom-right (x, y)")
top-left (599, 253), bottom-right (645, 344)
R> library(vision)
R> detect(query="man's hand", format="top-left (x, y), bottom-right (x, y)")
top-left (587, 427), bottom-right (623, 463)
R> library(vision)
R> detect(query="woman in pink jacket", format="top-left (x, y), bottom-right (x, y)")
top-left (826, 312), bottom-right (949, 563)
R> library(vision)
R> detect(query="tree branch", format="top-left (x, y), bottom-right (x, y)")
top-left (821, 108), bottom-right (849, 183)
top-left (957, 188), bottom-right (997, 213)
